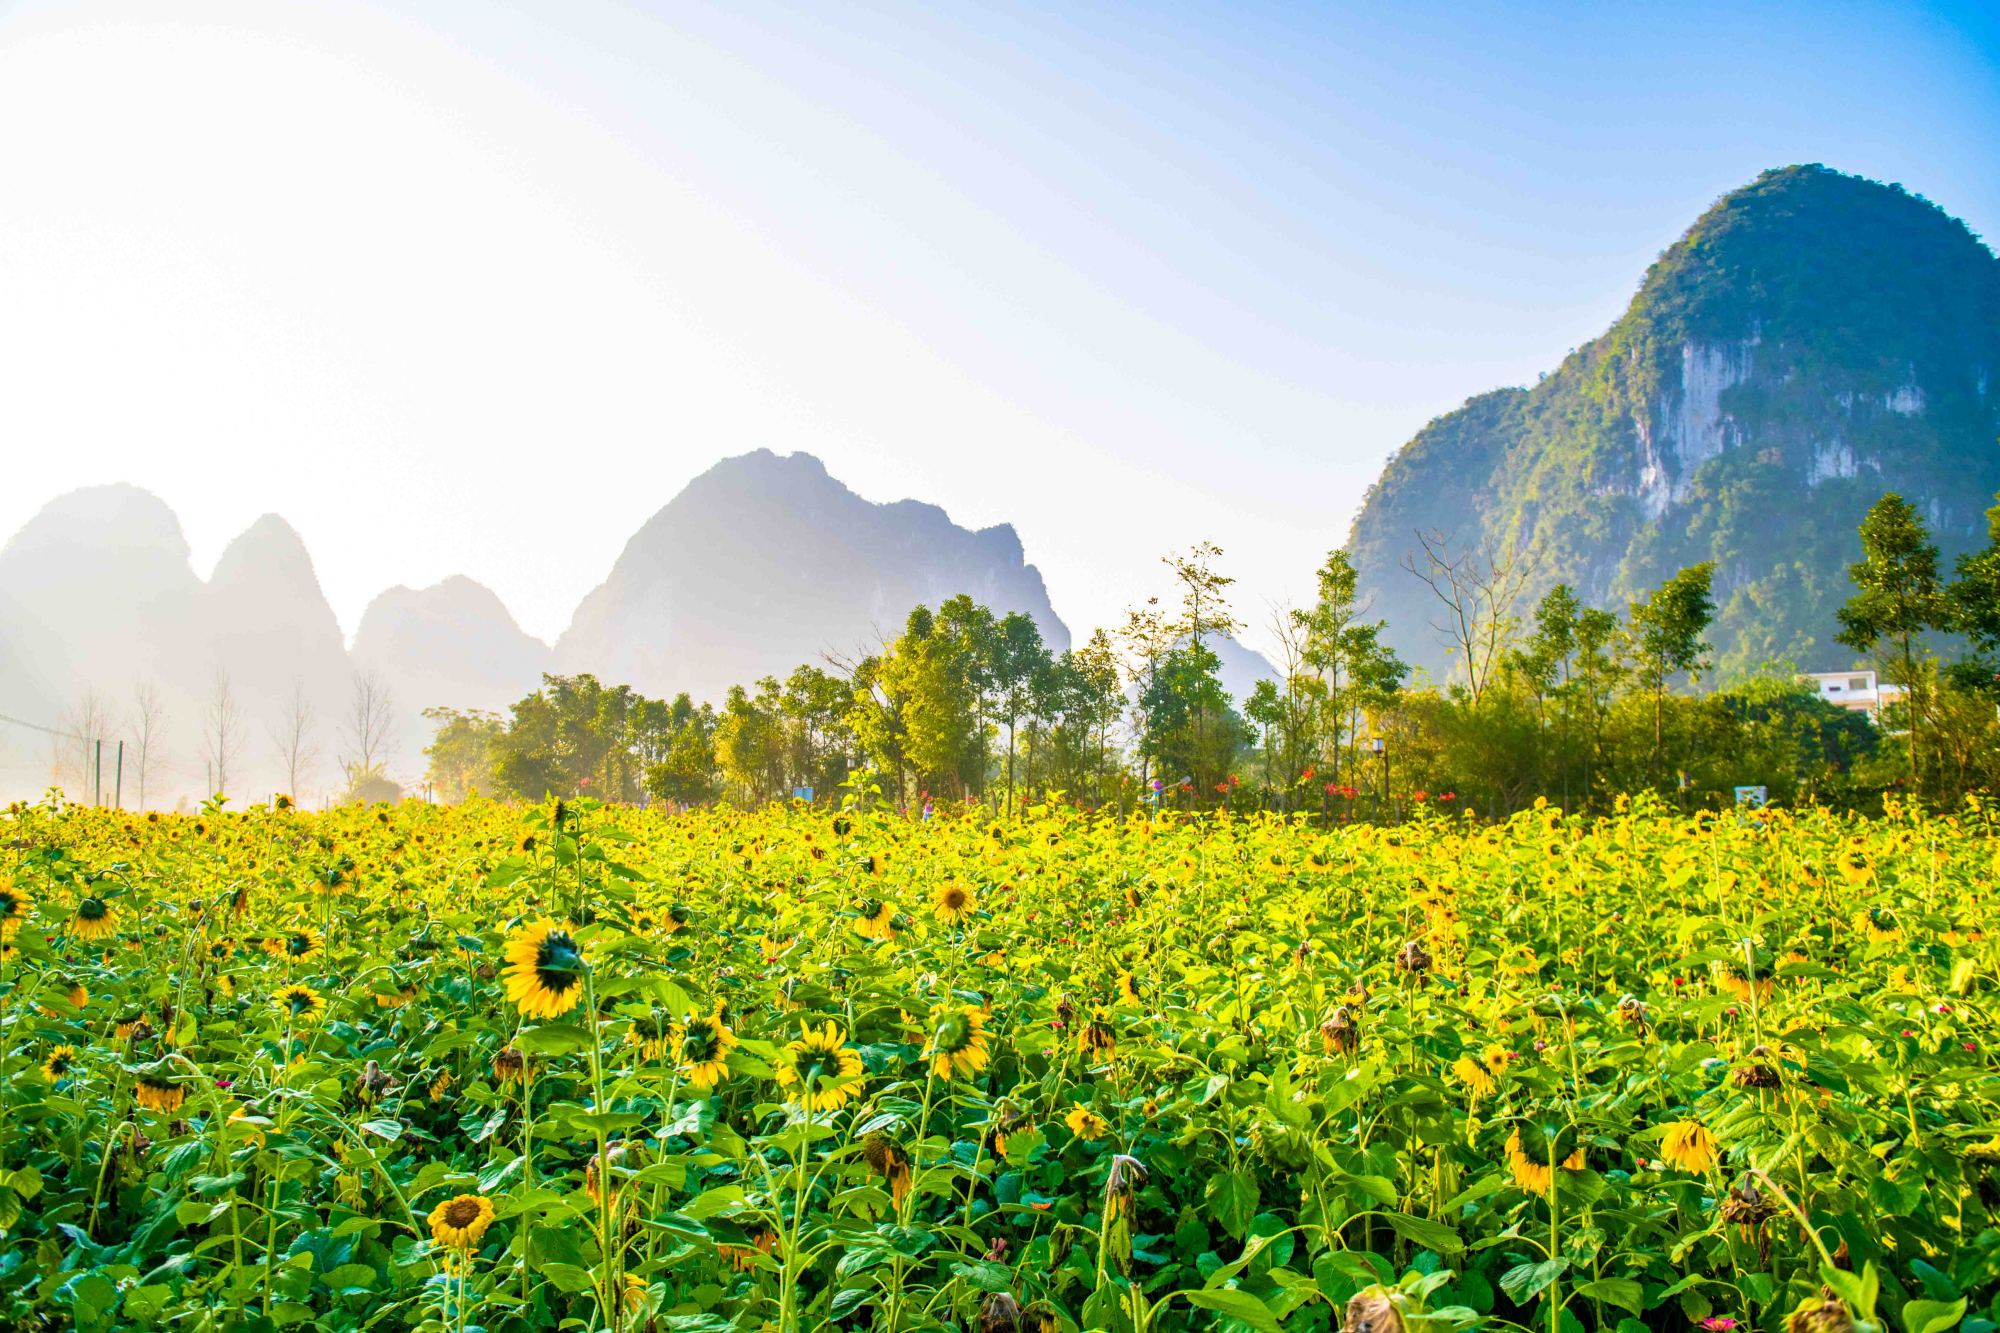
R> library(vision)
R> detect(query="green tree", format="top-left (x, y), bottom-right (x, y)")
top-left (421, 706), bottom-right (505, 802)
top-left (1627, 562), bottom-right (1717, 783)
top-left (1837, 493), bottom-right (1947, 786)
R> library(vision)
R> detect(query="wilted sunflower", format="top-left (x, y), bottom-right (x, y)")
top-left (40, 1044), bottom-right (78, 1081)
top-left (926, 1005), bottom-right (991, 1080)
top-left (72, 896), bottom-right (116, 941)
top-left (275, 983), bottom-right (325, 1021)
top-left (493, 1046), bottom-right (527, 1085)
top-left (503, 920), bottom-right (586, 1019)
top-left (1661, 1119), bottom-right (1720, 1173)
top-left (428, 1193), bottom-right (496, 1251)
top-left (1076, 1008), bottom-right (1117, 1059)
top-left (0, 881), bottom-right (31, 940)
top-left (1321, 1005), bottom-right (1359, 1056)
top-left (774, 1021), bottom-right (864, 1112)
top-left (673, 1009), bottom-right (737, 1091)
top-left (861, 1131), bottom-right (913, 1207)
top-left (932, 882), bottom-right (975, 925)
top-left (135, 1075), bottom-right (186, 1114)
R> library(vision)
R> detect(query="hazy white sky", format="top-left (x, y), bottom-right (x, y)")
top-left (2, 0), bottom-right (1995, 656)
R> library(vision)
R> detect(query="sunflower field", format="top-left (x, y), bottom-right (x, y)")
top-left (0, 792), bottom-right (1996, 1333)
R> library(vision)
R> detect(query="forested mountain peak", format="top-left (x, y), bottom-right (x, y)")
top-left (1348, 164), bottom-right (2000, 678)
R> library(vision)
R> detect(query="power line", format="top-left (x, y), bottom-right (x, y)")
top-left (0, 709), bottom-right (111, 745)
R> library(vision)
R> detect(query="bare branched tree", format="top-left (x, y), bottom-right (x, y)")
top-left (1401, 529), bottom-right (1537, 704)
top-left (201, 669), bottom-right (246, 799)
top-left (50, 689), bottom-right (114, 802)
top-left (342, 669), bottom-right (399, 786)
top-left (132, 680), bottom-right (170, 810)
top-left (268, 680), bottom-right (320, 800)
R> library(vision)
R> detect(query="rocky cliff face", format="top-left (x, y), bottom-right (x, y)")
top-left (553, 450), bottom-right (1071, 702)
top-left (1348, 164), bottom-right (2000, 678)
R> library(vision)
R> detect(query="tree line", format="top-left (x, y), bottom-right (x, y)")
top-left (415, 490), bottom-right (2000, 816)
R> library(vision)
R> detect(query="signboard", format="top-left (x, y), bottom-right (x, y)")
top-left (791, 787), bottom-right (814, 802)
top-left (1733, 785), bottom-right (1768, 809)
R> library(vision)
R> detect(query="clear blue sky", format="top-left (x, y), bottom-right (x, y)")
top-left (1, 0), bottom-right (1994, 653)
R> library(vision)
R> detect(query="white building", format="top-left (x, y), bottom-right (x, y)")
top-left (1800, 670), bottom-right (1905, 718)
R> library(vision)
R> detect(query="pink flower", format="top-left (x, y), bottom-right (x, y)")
top-left (1702, 1318), bottom-right (1740, 1331)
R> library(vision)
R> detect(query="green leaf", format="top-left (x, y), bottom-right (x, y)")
top-left (683, 1185), bottom-right (745, 1220)
top-left (1182, 1287), bottom-right (1282, 1333)
top-left (1576, 1279), bottom-right (1645, 1314)
top-left (1203, 1170), bottom-right (1258, 1239)
top-left (1386, 1212), bottom-right (1462, 1254)
top-left (542, 1261), bottom-right (597, 1293)
top-left (1903, 1298), bottom-right (1967, 1333)
top-left (515, 1023), bottom-right (593, 1056)
top-left (1822, 1263), bottom-right (1880, 1320)
top-left (358, 1119), bottom-right (403, 1141)
top-left (1500, 1258), bottom-right (1568, 1304)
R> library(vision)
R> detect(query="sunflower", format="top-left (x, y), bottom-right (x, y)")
top-left (1661, 1119), bottom-right (1720, 1173)
top-left (774, 1021), bottom-right (864, 1112)
top-left (1064, 1106), bottom-right (1108, 1141)
top-left (1452, 1053), bottom-right (1497, 1098)
top-left (503, 920), bottom-right (587, 1019)
top-left (275, 983), bottom-right (325, 1021)
top-left (135, 1076), bottom-right (186, 1114)
top-left (1115, 971), bottom-right (1143, 1007)
top-left (627, 1010), bottom-right (675, 1062)
top-left (926, 1005), bottom-right (991, 1080)
top-left (720, 1227), bottom-right (777, 1271)
top-left (263, 928), bottom-right (323, 961)
top-left (375, 984), bottom-right (419, 1009)
top-left (72, 897), bottom-right (116, 941)
top-left (1505, 1124), bottom-right (1583, 1195)
top-left (663, 904), bottom-right (690, 934)
top-left (673, 1010), bottom-right (737, 1091)
top-left (428, 1193), bottom-right (496, 1251)
top-left (855, 899), bottom-right (898, 942)
top-left (114, 1012), bottom-right (148, 1041)
top-left (40, 1044), bottom-right (78, 1081)
top-left (0, 881), bottom-right (31, 940)
top-left (933, 882), bottom-right (975, 925)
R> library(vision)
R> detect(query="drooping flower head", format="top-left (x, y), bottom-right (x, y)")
top-left (503, 920), bottom-right (586, 1019)
top-left (926, 1005), bottom-right (991, 1080)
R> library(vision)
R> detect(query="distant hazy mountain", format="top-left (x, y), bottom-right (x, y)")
top-left (355, 576), bottom-right (551, 714)
top-left (0, 487), bottom-right (350, 803)
top-left (1349, 165), bottom-right (2000, 678)
top-left (553, 450), bottom-right (1071, 701)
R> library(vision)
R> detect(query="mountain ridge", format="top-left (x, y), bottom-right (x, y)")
top-left (1347, 164), bottom-right (2000, 678)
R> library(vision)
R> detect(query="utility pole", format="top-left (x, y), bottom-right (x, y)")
top-left (114, 741), bottom-right (124, 809)
top-left (93, 739), bottom-right (102, 806)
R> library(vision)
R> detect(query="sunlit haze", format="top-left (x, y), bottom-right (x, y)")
top-left (2, 0), bottom-right (1995, 652)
